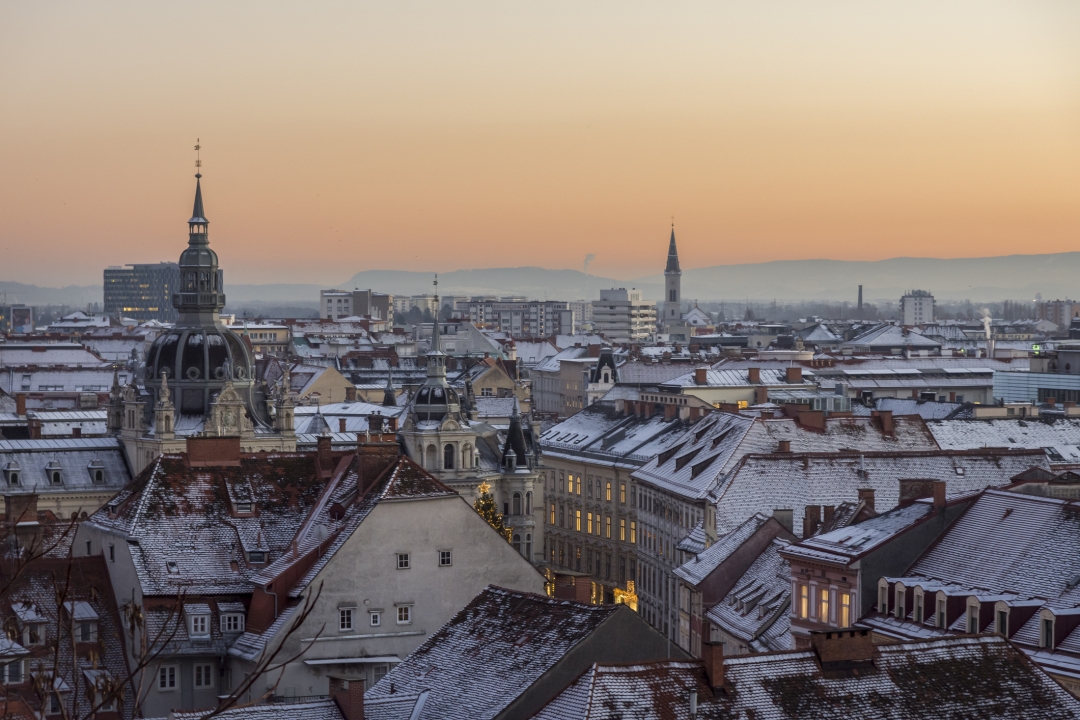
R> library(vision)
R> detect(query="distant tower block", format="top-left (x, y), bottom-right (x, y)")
top-left (664, 224), bottom-right (682, 328)
top-left (858, 285), bottom-right (863, 312)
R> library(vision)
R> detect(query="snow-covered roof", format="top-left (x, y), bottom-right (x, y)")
top-left (674, 513), bottom-right (771, 586)
top-left (705, 538), bottom-right (793, 653)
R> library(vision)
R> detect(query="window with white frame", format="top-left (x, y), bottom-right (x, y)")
top-left (895, 587), bottom-right (906, 619)
top-left (339, 608), bottom-right (355, 632)
top-left (439, 550), bottom-right (452, 567)
top-left (937, 596), bottom-right (947, 628)
top-left (373, 663), bottom-right (389, 684)
top-left (222, 614), bottom-right (244, 632)
top-left (1042, 616), bottom-right (1055, 648)
top-left (914, 591), bottom-right (924, 623)
top-left (879, 585), bottom-right (888, 613)
top-left (369, 610), bottom-right (381, 627)
top-left (397, 553), bottom-right (410, 569)
top-left (396, 605), bottom-right (412, 624)
top-left (3, 660), bottom-right (23, 684)
top-left (967, 601), bottom-right (980, 634)
top-left (78, 621), bottom-right (98, 643)
top-left (189, 614), bottom-right (209, 638)
top-left (158, 665), bottom-right (178, 691)
top-left (194, 663), bottom-right (213, 688)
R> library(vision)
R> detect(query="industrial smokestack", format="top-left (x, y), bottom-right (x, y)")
top-left (857, 285), bottom-right (863, 312)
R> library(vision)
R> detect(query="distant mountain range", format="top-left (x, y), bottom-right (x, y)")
top-left (5, 252), bottom-right (1078, 308)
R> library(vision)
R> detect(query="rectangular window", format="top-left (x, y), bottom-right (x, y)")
top-left (606, 516), bottom-right (611, 539)
top-left (575, 510), bottom-right (581, 532)
top-left (880, 586), bottom-right (888, 613)
top-left (370, 611), bottom-right (381, 627)
top-left (630, 521), bottom-right (637, 544)
top-left (189, 616), bottom-right (208, 637)
top-left (222, 614), bottom-right (244, 632)
top-left (915, 595), bottom-right (923, 623)
top-left (587, 512), bottom-right (593, 534)
top-left (840, 593), bottom-right (851, 628)
top-left (620, 519), bottom-right (626, 541)
top-left (968, 607), bottom-right (979, 634)
top-left (439, 550), bottom-right (452, 567)
top-left (576, 477), bottom-right (581, 495)
top-left (559, 504), bottom-right (565, 527)
top-left (397, 605), bottom-right (412, 624)
top-left (997, 610), bottom-right (1008, 636)
top-left (1043, 618), bottom-right (1055, 648)
top-left (109, 544), bottom-right (115, 562)
top-left (397, 553), bottom-right (410, 569)
top-left (820, 589), bottom-right (830, 624)
top-left (800, 585), bottom-right (809, 619)
top-left (567, 475), bottom-right (574, 493)
top-left (606, 481), bottom-right (612, 501)
top-left (620, 483), bottom-right (626, 504)
top-left (937, 598), bottom-right (946, 628)
top-left (159, 665), bottom-right (177, 690)
top-left (194, 663), bottom-right (213, 688)
top-left (373, 663), bottom-right (389, 684)
top-left (896, 590), bottom-right (905, 620)
top-left (339, 608), bottom-right (355, 632)
top-left (550, 503), bottom-right (555, 525)
top-left (587, 480), bottom-right (593, 499)
top-left (4, 660), bottom-right (22, 684)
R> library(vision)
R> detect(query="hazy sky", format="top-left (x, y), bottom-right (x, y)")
top-left (2, 1), bottom-right (1079, 287)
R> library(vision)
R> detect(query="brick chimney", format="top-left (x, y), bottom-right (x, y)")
top-left (330, 677), bottom-right (365, 720)
top-left (186, 437), bottom-right (242, 467)
top-left (803, 505), bottom-right (821, 538)
top-left (695, 368), bottom-right (708, 385)
top-left (701, 641), bottom-right (725, 689)
top-left (588, 343), bottom-right (602, 358)
top-left (811, 629), bottom-right (876, 667)
top-left (786, 366), bottom-right (802, 383)
top-left (317, 436), bottom-right (334, 477)
top-left (387, 416), bottom-right (398, 433)
top-left (755, 387), bottom-right (768, 405)
top-left (871, 410), bottom-right (894, 436)
top-left (748, 368), bottom-right (760, 384)
top-left (338, 418), bottom-right (347, 433)
top-left (356, 435), bottom-right (401, 494)
top-left (15, 393), bottom-right (26, 417)
top-left (932, 480), bottom-right (946, 512)
top-left (823, 505), bottom-right (835, 525)
top-left (857, 488), bottom-right (875, 512)
top-left (345, 387), bottom-right (357, 402)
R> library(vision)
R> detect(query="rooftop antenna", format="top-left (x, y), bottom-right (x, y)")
top-left (194, 138), bottom-right (202, 178)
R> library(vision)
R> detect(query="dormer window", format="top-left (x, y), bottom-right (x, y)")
top-left (166, 561), bottom-right (179, 574)
top-left (236, 502), bottom-right (251, 513)
top-left (1042, 614), bottom-right (1055, 649)
top-left (221, 614), bottom-right (245, 632)
top-left (248, 551), bottom-right (266, 564)
top-left (3, 461), bottom-right (20, 486)
top-left (44, 461), bottom-right (63, 486)
top-left (189, 614), bottom-right (210, 638)
top-left (78, 621), bottom-right (98, 643)
top-left (87, 459), bottom-right (105, 485)
top-left (967, 599), bottom-right (980, 633)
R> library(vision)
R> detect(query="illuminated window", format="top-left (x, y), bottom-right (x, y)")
top-left (606, 516), bottom-right (611, 539)
top-left (587, 513), bottom-right (593, 534)
top-left (620, 519), bottom-right (626, 541)
top-left (575, 510), bottom-right (581, 532)
top-left (840, 593), bottom-right (851, 627)
top-left (567, 475), bottom-right (574, 493)
top-left (606, 481), bottom-right (612, 501)
top-left (620, 483), bottom-right (626, 504)
top-left (799, 585), bottom-right (809, 619)
top-left (550, 503), bottom-right (555, 524)
top-left (630, 521), bottom-right (637, 544)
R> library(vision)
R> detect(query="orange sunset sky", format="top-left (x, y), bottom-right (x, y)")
top-left (1, 1), bottom-right (1079, 287)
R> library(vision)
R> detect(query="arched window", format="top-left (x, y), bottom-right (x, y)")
top-left (669, 289), bottom-right (676, 302)
top-left (425, 445), bottom-right (437, 469)
top-left (525, 491), bottom-right (532, 515)
top-left (444, 444), bottom-right (455, 469)
top-left (512, 492), bottom-right (522, 516)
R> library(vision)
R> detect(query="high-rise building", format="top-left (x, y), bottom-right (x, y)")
top-left (460, 298), bottom-right (573, 337)
top-left (103, 262), bottom-right (186, 322)
top-left (900, 290), bottom-right (935, 326)
top-left (663, 226), bottom-right (682, 328)
top-left (320, 288), bottom-right (394, 322)
top-left (592, 288), bottom-right (657, 343)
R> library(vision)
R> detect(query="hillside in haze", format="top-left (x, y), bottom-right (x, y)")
top-left (5, 253), bottom-right (1078, 308)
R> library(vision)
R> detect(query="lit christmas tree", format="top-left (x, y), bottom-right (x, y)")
top-left (474, 481), bottom-right (512, 543)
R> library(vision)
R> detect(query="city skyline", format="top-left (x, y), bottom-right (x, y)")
top-left (2, 1), bottom-right (1079, 287)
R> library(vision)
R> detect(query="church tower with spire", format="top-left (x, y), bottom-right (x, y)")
top-left (663, 225), bottom-right (682, 328)
top-left (110, 148), bottom-right (296, 473)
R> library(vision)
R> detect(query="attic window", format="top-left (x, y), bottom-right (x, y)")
top-left (236, 502), bottom-right (252, 513)
top-left (3, 462), bottom-right (20, 486)
top-left (166, 561), bottom-right (179, 574)
top-left (44, 461), bottom-right (63, 486)
top-left (690, 454), bottom-right (720, 479)
top-left (674, 449), bottom-right (702, 471)
top-left (248, 551), bottom-right (266, 564)
top-left (87, 459), bottom-right (106, 485)
top-left (955, 467), bottom-right (965, 476)
top-left (657, 442), bottom-right (687, 467)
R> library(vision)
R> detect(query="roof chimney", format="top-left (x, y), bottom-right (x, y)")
top-left (700, 641), bottom-right (725, 690)
top-left (338, 418), bottom-right (347, 433)
top-left (772, 509), bottom-right (793, 534)
top-left (932, 480), bottom-right (946, 513)
top-left (15, 394), bottom-right (26, 417)
top-left (695, 367), bottom-right (708, 385)
top-left (786, 366), bottom-right (802, 383)
top-left (811, 629), bottom-right (876, 668)
top-left (330, 677), bottom-right (365, 720)
top-left (317, 435), bottom-right (334, 477)
top-left (748, 367), bottom-right (760, 384)
top-left (755, 387), bottom-right (768, 405)
top-left (857, 488), bottom-right (875, 512)
top-left (803, 505), bottom-right (821, 539)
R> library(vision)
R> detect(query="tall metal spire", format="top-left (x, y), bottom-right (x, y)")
top-left (190, 139), bottom-right (207, 224)
top-left (425, 274), bottom-right (447, 385)
top-left (665, 222), bottom-right (681, 274)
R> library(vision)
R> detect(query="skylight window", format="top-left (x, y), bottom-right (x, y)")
top-left (166, 561), bottom-right (179, 574)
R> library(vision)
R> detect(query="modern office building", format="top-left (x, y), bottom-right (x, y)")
top-left (591, 288), bottom-right (657, 343)
top-left (320, 288), bottom-right (393, 322)
top-left (900, 289), bottom-right (935, 325)
top-left (103, 262), bottom-right (190, 322)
